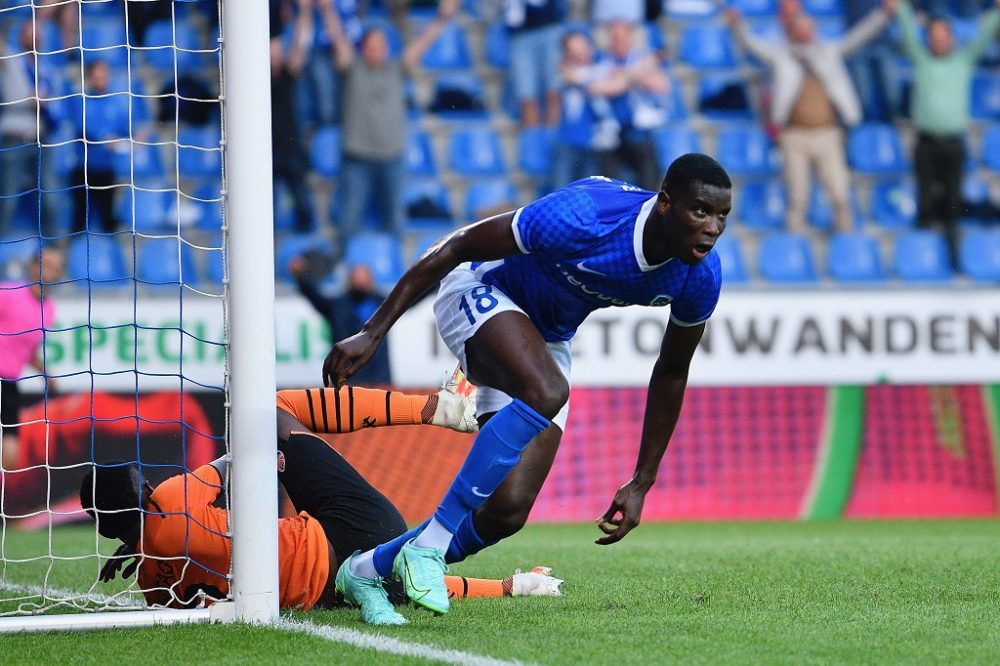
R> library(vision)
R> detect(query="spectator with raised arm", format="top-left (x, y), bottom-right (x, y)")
top-left (896, 0), bottom-right (1000, 262)
top-left (322, 0), bottom-right (458, 241)
top-left (727, 2), bottom-right (894, 234)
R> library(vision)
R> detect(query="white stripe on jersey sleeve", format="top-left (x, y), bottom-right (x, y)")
top-left (510, 207), bottom-right (530, 254)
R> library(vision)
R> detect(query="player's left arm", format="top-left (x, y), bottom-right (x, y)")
top-left (595, 320), bottom-right (704, 545)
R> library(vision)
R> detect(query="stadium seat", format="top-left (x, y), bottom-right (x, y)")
top-left (464, 178), bottom-right (518, 221)
top-left (404, 178), bottom-right (453, 223)
top-left (827, 232), bottom-right (885, 282)
top-left (959, 228), bottom-right (1000, 282)
top-left (429, 72), bottom-right (488, 118)
top-left (407, 225), bottom-right (455, 265)
top-left (274, 233), bottom-right (330, 284)
top-left (653, 125), bottom-right (702, 171)
top-left (483, 22), bottom-right (510, 69)
top-left (310, 125), bottom-right (341, 178)
top-left (66, 233), bottom-right (130, 286)
top-left (448, 126), bottom-right (506, 176)
top-left (807, 184), bottom-right (861, 231)
top-left (420, 21), bottom-right (472, 69)
top-left (137, 236), bottom-right (198, 286)
top-left (870, 179), bottom-right (917, 229)
top-left (737, 180), bottom-right (786, 230)
top-left (204, 241), bottom-right (225, 286)
top-left (712, 234), bottom-right (749, 284)
top-left (344, 230), bottom-right (404, 289)
top-left (406, 129), bottom-right (437, 176)
top-left (757, 232), bottom-right (818, 283)
top-left (697, 74), bottom-right (753, 119)
top-left (115, 187), bottom-right (173, 231)
top-left (802, 0), bottom-right (843, 16)
top-left (716, 124), bottom-right (780, 176)
top-left (847, 123), bottom-right (907, 174)
top-left (730, 0), bottom-right (777, 16)
top-left (893, 230), bottom-right (954, 282)
top-left (517, 126), bottom-right (554, 176)
top-left (678, 24), bottom-right (736, 68)
top-left (981, 125), bottom-right (1000, 172)
top-left (81, 18), bottom-right (129, 68)
top-left (112, 134), bottom-right (165, 182)
top-left (143, 19), bottom-right (203, 72)
top-left (0, 234), bottom-right (43, 278)
top-left (177, 125), bottom-right (222, 178)
top-left (971, 73), bottom-right (1000, 120)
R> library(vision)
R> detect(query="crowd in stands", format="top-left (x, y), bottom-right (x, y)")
top-left (1, 0), bottom-right (999, 290)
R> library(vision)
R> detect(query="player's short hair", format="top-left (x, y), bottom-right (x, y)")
top-left (661, 153), bottom-right (732, 199)
top-left (79, 462), bottom-right (143, 540)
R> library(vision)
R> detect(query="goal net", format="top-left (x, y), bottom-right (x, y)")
top-left (0, 0), bottom-right (277, 631)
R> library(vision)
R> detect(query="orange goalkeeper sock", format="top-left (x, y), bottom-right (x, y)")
top-left (444, 575), bottom-right (512, 599)
top-left (276, 388), bottom-right (436, 433)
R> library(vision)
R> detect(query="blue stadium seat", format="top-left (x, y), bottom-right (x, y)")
top-left (143, 19), bottom-right (203, 72)
top-left (81, 18), bottom-right (129, 68)
top-left (310, 125), bottom-right (341, 178)
top-left (483, 22), bottom-right (510, 69)
top-left (430, 72), bottom-right (488, 118)
top-left (802, 0), bottom-right (843, 16)
top-left (421, 21), bottom-right (472, 69)
top-left (448, 126), bottom-right (506, 176)
top-left (678, 24), bottom-right (736, 68)
top-left (464, 178), bottom-right (518, 221)
top-left (712, 234), bottom-right (749, 284)
top-left (407, 225), bottom-right (455, 265)
top-left (697, 73), bottom-right (753, 119)
top-left (406, 129), bottom-right (437, 176)
top-left (827, 232), bottom-right (885, 282)
top-left (893, 230), bottom-right (954, 282)
top-left (870, 179), bottom-right (917, 229)
top-left (959, 228), bottom-right (1000, 282)
top-left (737, 179), bottom-right (786, 230)
top-left (517, 126), bottom-right (554, 176)
top-left (653, 125), bottom-right (702, 171)
top-left (66, 233), bottom-right (130, 286)
top-left (344, 230), bottom-right (404, 289)
top-left (195, 184), bottom-right (223, 233)
top-left (730, 0), bottom-right (777, 16)
top-left (716, 124), bottom-right (779, 176)
top-left (847, 123), bottom-right (907, 174)
top-left (115, 187), bottom-right (173, 231)
top-left (0, 234), bottom-right (43, 278)
top-left (204, 241), bottom-right (225, 286)
top-left (137, 236), bottom-right (198, 285)
top-left (981, 125), bottom-right (1000, 172)
top-left (403, 178), bottom-right (453, 223)
top-left (757, 232), bottom-right (818, 283)
top-left (807, 184), bottom-right (861, 231)
top-left (178, 125), bottom-right (221, 178)
top-left (971, 73), bottom-right (1000, 120)
top-left (274, 233), bottom-right (329, 283)
top-left (112, 134), bottom-right (164, 182)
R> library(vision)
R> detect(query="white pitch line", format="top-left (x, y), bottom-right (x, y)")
top-left (276, 617), bottom-right (529, 666)
top-left (0, 580), bottom-right (143, 608)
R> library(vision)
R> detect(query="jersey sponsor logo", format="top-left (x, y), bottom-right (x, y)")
top-left (557, 265), bottom-right (628, 306)
top-left (650, 295), bottom-right (673, 306)
top-left (575, 260), bottom-right (607, 276)
top-left (276, 451), bottom-right (286, 473)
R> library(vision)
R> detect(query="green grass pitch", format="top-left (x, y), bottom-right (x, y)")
top-left (3, 520), bottom-right (1000, 664)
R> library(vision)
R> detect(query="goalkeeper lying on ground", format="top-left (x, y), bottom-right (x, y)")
top-left (80, 382), bottom-right (562, 620)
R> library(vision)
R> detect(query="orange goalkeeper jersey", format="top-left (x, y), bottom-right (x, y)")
top-left (136, 464), bottom-right (329, 610)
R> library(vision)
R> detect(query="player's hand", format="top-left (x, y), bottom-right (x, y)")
top-left (322, 329), bottom-right (380, 387)
top-left (595, 480), bottom-right (647, 545)
top-left (99, 543), bottom-right (140, 583)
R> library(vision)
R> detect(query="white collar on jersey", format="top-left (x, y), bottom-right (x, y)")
top-left (633, 194), bottom-right (672, 272)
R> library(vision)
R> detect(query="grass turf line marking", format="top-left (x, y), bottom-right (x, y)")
top-left (277, 617), bottom-right (529, 666)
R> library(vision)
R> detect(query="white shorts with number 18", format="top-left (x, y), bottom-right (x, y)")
top-left (433, 262), bottom-right (571, 430)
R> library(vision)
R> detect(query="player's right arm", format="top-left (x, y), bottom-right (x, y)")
top-left (323, 212), bottom-right (521, 387)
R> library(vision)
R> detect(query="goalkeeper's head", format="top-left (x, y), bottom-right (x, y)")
top-left (79, 462), bottom-right (146, 543)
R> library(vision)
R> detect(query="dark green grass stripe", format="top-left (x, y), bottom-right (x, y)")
top-left (805, 385), bottom-right (866, 520)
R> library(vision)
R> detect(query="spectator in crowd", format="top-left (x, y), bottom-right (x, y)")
top-left (0, 20), bottom-right (58, 236)
top-left (289, 254), bottom-right (392, 386)
top-left (302, 0), bottom-right (362, 125)
top-left (0, 248), bottom-right (63, 472)
top-left (590, 19), bottom-right (670, 190)
top-left (727, 3), bottom-right (894, 234)
top-left (845, 0), bottom-right (901, 121)
top-left (505, 0), bottom-right (566, 127)
top-left (322, 0), bottom-right (457, 241)
top-left (895, 0), bottom-right (1000, 261)
top-left (271, 0), bottom-right (316, 232)
top-left (69, 60), bottom-right (130, 233)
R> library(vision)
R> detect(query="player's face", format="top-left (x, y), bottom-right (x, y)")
top-left (662, 181), bottom-right (731, 265)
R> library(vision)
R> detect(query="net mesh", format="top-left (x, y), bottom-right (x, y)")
top-left (0, 0), bottom-right (228, 617)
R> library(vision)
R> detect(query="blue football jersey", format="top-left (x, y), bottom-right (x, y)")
top-left (471, 177), bottom-right (722, 342)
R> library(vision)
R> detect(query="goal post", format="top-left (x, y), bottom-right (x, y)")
top-left (0, 0), bottom-right (277, 632)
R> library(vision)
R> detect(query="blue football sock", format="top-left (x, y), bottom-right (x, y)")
top-left (432, 399), bottom-right (549, 533)
top-left (445, 512), bottom-right (496, 564)
top-left (372, 520), bottom-right (428, 578)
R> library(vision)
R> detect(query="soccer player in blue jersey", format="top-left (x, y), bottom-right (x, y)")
top-left (322, 153), bottom-right (731, 624)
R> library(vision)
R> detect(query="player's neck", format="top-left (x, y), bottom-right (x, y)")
top-left (641, 209), bottom-right (674, 265)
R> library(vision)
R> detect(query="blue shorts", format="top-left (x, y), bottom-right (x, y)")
top-left (509, 24), bottom-right (563, 102)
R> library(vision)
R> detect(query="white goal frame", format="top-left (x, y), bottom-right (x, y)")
top-left (0, 0), bottom-right (278, 632)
